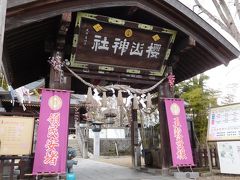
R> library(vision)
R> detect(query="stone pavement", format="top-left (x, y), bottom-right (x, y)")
top-left (72, 158), bottom-right (188, 180)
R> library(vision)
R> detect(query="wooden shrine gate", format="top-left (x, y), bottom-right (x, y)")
top-left (0, 0), bottom-right (239, 178)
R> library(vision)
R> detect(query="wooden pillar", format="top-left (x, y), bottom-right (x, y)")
top-left (49, 62), bottom-right (72, 90)
top-left (119, 106), bottom-right (123, 127)
top-left (83, 127), bottom-right (89, 159)
top-left (10, 158), bottom-right (14, 180)
top-left (0, 0), bottom-right (7, 79)
top-left (158, 67), bottom-right (174, 175)
top-left (49, 12), bottom-right (71, 90)
top-left (49, 51), bottom-right (63, 89)
top-left (0, 158), bottom-right (3, 179)
top-left (63, 74), bottom-right (72, 90)
top-left (131, 107), bottom-right (138, 168)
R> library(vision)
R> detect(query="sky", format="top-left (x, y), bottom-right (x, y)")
top-left (179, 0), bottom-right (240, 104)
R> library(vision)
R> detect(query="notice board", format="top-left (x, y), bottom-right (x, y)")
top-left (217, 141), bottom-right (240, 174)
top-left (207, 103), bottom-right (240, 141)
top-left (0, 116), bottom-right (34, 155)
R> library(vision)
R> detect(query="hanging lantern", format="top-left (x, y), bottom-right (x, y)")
top-left (117, 90), bottom-right (123, 106)
top-left (146, 93), bottom-right (152, 109)
top-left (133, 94), bottom-right (139, 110)
top-left (103, 108), bottom-right (117, 125)
top-left (92, 121), bottom-right (104, 132)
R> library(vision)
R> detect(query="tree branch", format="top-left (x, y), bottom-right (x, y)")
top-left (194, 0), bottom-right (231, 34)
top-left (194, 0), bottom-right (240, 47)
top-left (219, 0), bottom-right (240, 45)
top-left (235, 0), bottom-right (240, 21)
top-left (212, 0), bottom-right (228, 25)
top-left (219, 0), bottom-right (235, 23)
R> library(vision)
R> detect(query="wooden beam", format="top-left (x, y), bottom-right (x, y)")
top-left (5, 0), bottom-right (135, 30)
top-left (64, 71), bottom-right (160, 85)
top-left (127, 6), bottom-right (138, 16)
top-left (56, 12), bottom-right (71, 51)
top-left (5, 0), bottom-right (238, 66)
top-left (5, 0), bottom-right (238, 64)
top-left (0, 111), bottom-right (37, 117)
top-left (7, 0), bottom-right (38, 8)
top-left (49, 12), bottom-right (71, 89)
top-left (173, 36), bottom-right (196, 54)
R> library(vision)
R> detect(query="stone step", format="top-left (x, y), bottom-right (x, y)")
top-left (68, 138), bottom-right (82, 157)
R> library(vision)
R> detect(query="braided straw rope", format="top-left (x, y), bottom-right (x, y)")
top-left (65, 65), bottom-right (167, 94)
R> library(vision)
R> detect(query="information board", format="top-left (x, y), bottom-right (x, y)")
top-left (217, 141), bottom-right (240, 174)
top-left (207, 103), bottom-right (240, 141)
top-left (0, 116), bottom-right (34, 155)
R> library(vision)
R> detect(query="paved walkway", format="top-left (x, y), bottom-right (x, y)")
top-left (72, 158), bottom-right (186, 180)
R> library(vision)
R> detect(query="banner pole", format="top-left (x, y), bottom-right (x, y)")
top-left (206, 104), bottom-right (213, 175)
top-left (32, 89), bottom-right (71, 174)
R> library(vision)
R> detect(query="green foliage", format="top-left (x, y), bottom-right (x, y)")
top-left (0, 74), bottom-right (8, 90)
top-left (175, 74), bottom-right (218, 144)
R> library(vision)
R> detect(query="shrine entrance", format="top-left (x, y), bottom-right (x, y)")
top-left (0, 0), bottom-right (239, 179)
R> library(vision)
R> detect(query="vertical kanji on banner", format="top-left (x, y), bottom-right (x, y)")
top-left (33, 89), bottom-right (71, 174)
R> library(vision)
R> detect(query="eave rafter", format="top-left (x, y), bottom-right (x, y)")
top-left (4, 0), bottom-right (240, 84)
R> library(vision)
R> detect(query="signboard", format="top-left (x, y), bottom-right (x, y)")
top-left (70, 12), bottom-right (177, 77)
top-left (89, 128), bottom-right (125, 139)
top-left (217, 141), bottom-right (240, 174)
top-left (207, 103), bottom-right (240, 141)
top-left (164, 98), bottom-right (194, 167)
top-left (32, 89), bottom-right (71, 174)
top-left (0, 116), bottom-right (34, 155)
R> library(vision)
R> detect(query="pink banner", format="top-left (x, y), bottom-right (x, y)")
top-left (164, 98), bottom-right (194, 167)
top-left (33, 89), bottom-right (71, 174)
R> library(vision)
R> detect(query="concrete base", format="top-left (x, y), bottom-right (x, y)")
top-left (2, 175), bottom-right (18, 180)
top-left (174, 172), bottom-right (199, 179)
top-left (161, 168), bottom-right (169, 176)
top-left (139, 167), bottom-right (162, 175)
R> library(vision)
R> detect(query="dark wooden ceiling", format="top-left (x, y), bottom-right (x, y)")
top-left (4, 0), bottom-right (240, 91)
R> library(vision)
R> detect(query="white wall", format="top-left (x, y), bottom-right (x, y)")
top-left (89, 128), bottom-right (125, 139)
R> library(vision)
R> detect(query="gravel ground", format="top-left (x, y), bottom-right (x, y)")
top-left (92, 156), bottom-right (240, 180)
top-left (198, 176), bottom-right (240, 180)
top-left (93, 156), bottom-right (133, 168)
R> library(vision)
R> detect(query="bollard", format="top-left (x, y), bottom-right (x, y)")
top-left (67, 159), bottom-right (78, 173)
top-left (67, 172), bottom-right (76, 180)
top-left (67, 147), bottom-right (78, 174)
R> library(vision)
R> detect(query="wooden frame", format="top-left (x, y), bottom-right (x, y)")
top-left (70, 12), bottom-right (177, 78)
top-left (0, 116), bottom-right (34, 156)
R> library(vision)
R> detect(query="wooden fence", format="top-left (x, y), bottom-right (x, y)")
top-left (194, 145), bottom-right (220, 169)
top-left (0, 155), bottom-right (33, 180)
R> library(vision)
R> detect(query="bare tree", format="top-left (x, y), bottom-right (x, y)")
top-left (194, 0), bottom-right (240, 47)
top-left (221, 93), bottom-right (235, 105)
